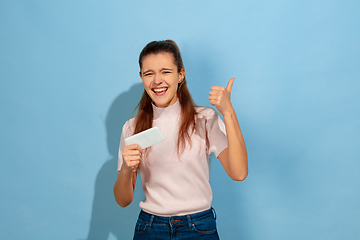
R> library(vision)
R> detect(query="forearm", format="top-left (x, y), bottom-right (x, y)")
top-left (113, 165), bottom-right (136, 207)
top-left (222, 108), bottom-right (248, 180)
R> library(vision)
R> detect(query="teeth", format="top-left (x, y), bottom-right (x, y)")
top-left (153, 88), bottom-right (167, 93)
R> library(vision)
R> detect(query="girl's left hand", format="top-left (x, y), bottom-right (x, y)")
top-left (209, 77), bottom-right (235, 116)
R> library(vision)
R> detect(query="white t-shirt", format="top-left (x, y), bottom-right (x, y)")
top-left (118, 100), bottom-right (228, 216)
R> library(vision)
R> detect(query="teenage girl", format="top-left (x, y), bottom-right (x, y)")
top-left (114, 40), bottom-right (248, 239)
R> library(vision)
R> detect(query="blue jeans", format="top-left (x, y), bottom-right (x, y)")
top-left (133, 208), bottom-right (220, 240)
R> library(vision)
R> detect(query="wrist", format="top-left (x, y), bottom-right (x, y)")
top-left (120, 163), bottom-right (134, 174)
top-left (221, 108), bottom-right (235, 119)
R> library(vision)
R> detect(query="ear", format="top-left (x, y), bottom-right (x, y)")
top-left (178, 68), bottom-right (185, 83)
top-left (139, 72), bottom-right (142, 79)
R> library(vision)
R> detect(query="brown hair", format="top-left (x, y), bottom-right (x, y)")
top-left (134, 40), bottom-right (197, 154)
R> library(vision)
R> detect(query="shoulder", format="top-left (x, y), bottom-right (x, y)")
top-left (122, 117), bottom-right (136, 137)
top-left (195, 106), bottom-right (218, 120)
top-left (195, 106), bottom-right (225, 131)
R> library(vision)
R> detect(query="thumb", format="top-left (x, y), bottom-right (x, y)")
top-left (226, 77), bottom-right (235, 94)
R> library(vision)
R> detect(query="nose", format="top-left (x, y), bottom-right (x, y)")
top-left (153, 73), bottom-right (163, 84)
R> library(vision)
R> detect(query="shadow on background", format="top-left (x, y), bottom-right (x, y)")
top-left (87, 83), bottom-right (145, 240)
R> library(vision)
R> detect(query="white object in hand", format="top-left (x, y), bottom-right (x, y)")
top-left (124, 127), bottom-right (165, 149)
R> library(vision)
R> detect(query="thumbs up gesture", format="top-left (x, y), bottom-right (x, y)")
top-left (209, 77), bottom-right (235, 116)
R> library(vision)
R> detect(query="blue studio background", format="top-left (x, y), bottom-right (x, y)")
top-left (1, 1), bottom-right (359, 239)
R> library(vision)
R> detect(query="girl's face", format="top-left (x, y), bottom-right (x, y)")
top-left (140, 52), bottom-right (184, 108)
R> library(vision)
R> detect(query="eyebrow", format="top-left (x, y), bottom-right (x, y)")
top-left (142, 68), bottom-right (174, 74)
top-left (161, 68), bottom-right (173, 71)
top-left (142, 70), bottom-right (152, 75)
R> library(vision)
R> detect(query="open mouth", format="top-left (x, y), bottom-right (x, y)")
top-left (152, 87), bottom-right (168, 95)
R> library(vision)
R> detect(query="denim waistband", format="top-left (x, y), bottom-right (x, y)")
top-left (138, 208), bottom-right (217, 228)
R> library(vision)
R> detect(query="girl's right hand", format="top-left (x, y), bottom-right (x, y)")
top-left (122, 144), bottom-right (144, 172)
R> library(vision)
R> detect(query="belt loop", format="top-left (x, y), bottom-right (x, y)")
top-left (186, 215), bottom-right (192, 228)
top-left (211, 207), bottom-right (217, 220)
top-left (149, 215), bottom-right (155, 228)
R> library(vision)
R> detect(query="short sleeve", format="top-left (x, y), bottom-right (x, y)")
top-left (117, 119), bottom-right (136, 171)
top-left (205, 109), bottom-right (228, 157)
